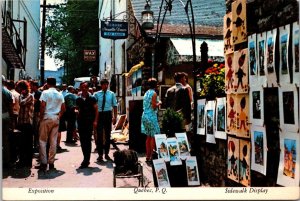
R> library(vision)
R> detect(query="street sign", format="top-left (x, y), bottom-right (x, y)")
top-left (84, 50), bottom-right (96, 61)
top-left (101, 20), bottom-right (128, 40)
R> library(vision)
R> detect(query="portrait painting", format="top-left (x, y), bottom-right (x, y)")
top-left (239, 139), bottom-right (251, 186)
top-left (206, 100), bottom-right (216, 144)
top-left (186, 156), bottom-right (200, 186)
top-left (154, 134), bottom-right (170, 161)
top-left (224, 12), bottom-right (233, 54)
top-left (277, 132), bottom-right (300, 187)
top-left (153, 158), bottom-right (171, 187)
top-left (235, 94), bottom-right (250, 138)
top-left (251, 125), bottom-right (267, 175)
top-left (226, 94), bottom-right (237, 135)
top-left (225, 53), bottom-right (235, 94)
top-left (292, 21), bottom-right (300, 85)
top-left (257, 32), bottom-right (267, 87)
top-left (249, 87), bottom-right (264, 126)
top-left (279, 84), bottom-right (299, 132)
top-left (233, 49), bottom-right (249, 93)
top-left (215, 97), bottom-right (227, 140)
top-left (248, 34), bottom-right (258, 87)
top-left (166, 138), bottom-right (182, 166)
top-left (266, 28), bottom-right (278, 87)
top-left (232, 0), bottom-right (247, 45)
top-left (227, 136), bottom-right (240, 183)
top-left (175, 133), bottom-right (190, 160)
top-left (197, 99), bottom-right (206, 135)
top-left (279, 25), bottom-right (291, 84)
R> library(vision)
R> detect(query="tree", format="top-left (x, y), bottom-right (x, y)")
top-left (45, 0), bottom-right (99, 84)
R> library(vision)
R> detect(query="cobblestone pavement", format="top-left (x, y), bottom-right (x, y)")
top-left (2, 132), bottom-right (154, 188)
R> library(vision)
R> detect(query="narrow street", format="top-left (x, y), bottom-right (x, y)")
top-left (2, 131), bottom-right (154, 188)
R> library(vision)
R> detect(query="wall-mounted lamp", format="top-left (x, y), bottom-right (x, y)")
top-left (141, 0), bottom-right (154, 30)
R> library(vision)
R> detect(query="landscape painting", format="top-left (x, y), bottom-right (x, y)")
top-left (251, 126), bottom-right (267, 175)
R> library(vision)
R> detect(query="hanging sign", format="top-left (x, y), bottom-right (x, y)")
top-left (101, 20), bottom-right (128, 39)
top-left (84, 50), bottom-right (96, 61)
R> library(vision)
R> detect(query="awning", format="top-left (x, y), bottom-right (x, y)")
top-left (124, 61), bottom-right (144, 77)
top-left (170, 38), bottom-right (224, 57)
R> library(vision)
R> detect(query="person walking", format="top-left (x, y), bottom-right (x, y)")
top-left (64, 85), bottom-right (78, 143)
top-left (15, 80), bottom-right (34, 168)
top-left (76, 82), bottom-right (98, 168)
top-left (94, 78), bottom-right (118, 162)
top-left (141, 78), bottom-right (161, 163)
top-left (39, 77), bottom-right (65, 171)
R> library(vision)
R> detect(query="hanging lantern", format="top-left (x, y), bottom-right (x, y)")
top-left (141, 1), bottom-right (154, 30)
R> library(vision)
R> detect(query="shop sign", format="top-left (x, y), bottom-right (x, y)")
top-left (101, 20), bottom-right (128, 39)
top-left (84, 50), bottom-right (96, 62)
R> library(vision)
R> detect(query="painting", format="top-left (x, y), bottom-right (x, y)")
top-left (292, 21), bottom-right (300, 85)
top-left (279, 84), bottom-right (299, 132)
top-left (277, 132), bottom-right (300, 186)
top-left (235, 94), bottom-right (250, 138)
top-left (233, 48), bottom-right (248, 93)
top-left (215, 97), bottom-right (227, 140)
top-left (257, 32), bottom-right (267, 87)
top-left (225, 53), bottom-right (235, 94)
top-left (166, 137), bottom-right (182, 166)
top-left (232, 0), bottom-right (247, 45)
top-left (251, 125), bottom-right (267, 175)
top-left (153, 158), bottom-right (171, 187)
top-left (205, 100), bottom-right (216, 144)
top-left (197, 99), bottom-right (206, 135)
top-left (226, 94), bottom-right (237, 135)
top-left (266, 28), bottom-right (278, 87)
top-left (239, 139), bottom-right (251, 186)
top-left (248, 34), bottom-right (258, 87)
top-left (227, 136), bottom-right (239, 183)
top-left (185, 156), bottom-right (200, 186)
top-left (175, 133), bottom-right (190, 160)
top-left (249, 87), bottom-right (264, 126)
top-left (154, 134), bottom-right (170, 161)
top-left (279, 25), bottom-right (291, 84)
top-left (223, 12), bottom-right (233, 54)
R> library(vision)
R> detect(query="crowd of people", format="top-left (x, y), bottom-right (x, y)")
top-left (2, 75), bottom-right (119, 171)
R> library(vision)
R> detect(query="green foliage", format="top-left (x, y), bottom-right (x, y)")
top-left (45, 0), bottom-right (99, 84)
top-left (161, 108), bottom-right (184, 137)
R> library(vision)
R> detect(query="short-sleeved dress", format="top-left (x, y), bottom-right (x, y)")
top-left (141, 89), bottom-right (160, 137)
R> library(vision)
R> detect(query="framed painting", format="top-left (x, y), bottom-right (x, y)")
top-left (279, 84), bottom-right (299, 132)
top-left (166, 137), bottom-right (182, 166)
top-left (154, 134), bottom-right (170, 161)
top-left (186, 156), bottom-right (200, 186)
top-left (249, 87), bottom-right (264, 126)
top-left (239, 139), bottom-right (251, 186)
top-left (226, 94), bottom-right (237, 135)
top-left (266, 28), bottom-right (278, 87)
top-left (257, 32), bottom-right (267, 87)
top-left (248, 34), bottom-right (258, 87)
top-left (153, 158), bottom-right (171, 187)
top-left (292, 21), bottom-right (300, 85)
top-left (225, 53), bottom-right (235, 94)
top-left (251, 125), bottom-right (267, 175)
top-left (227, 136), bottom-right (240, 183)
top-left (223, 12), bottom-right (233, 55)
top-left (233, 48), bottom-right (248, 93)
top-left (215, 97), bottom-right (227, 140)
top-left (235, 94), bottom-right (250, 138)
top-left (175, 132), bottom-right (190, 160)
top-left (232, 0), bottom-right (247, 45)
top-left (197, 99), bottom-right (206, 135)
top-left (279, 25), bottom-right (291, 84)
top-left (277, 132), bottom-right (300, 186)
top-left (205, 100), bottom-right (216, 144)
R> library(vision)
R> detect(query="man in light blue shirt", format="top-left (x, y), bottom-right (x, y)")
top-left (94, 79), bottom-right (118, 161)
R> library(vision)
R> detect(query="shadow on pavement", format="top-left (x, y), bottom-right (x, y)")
top-left (75, 167), bottom-right (101, 176)
top-left (37, 169), bottom-right (65, 179)
top-left (2, 167), bottom-right (32, 179)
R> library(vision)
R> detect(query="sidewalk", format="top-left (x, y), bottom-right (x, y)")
top-left (2, 132), bottom-right (154, 188)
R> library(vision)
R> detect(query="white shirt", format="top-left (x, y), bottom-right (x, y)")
top-left (40, 87), bottom-right (65, 119)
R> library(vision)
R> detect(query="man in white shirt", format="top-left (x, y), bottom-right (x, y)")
top-left (39, 77), bottom-right (65, 171)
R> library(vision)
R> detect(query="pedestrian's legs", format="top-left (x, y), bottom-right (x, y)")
top-left (39, 119), bottom-right (49, 165)
top-left (145, 136), bottom-right (152, 161)
top-left (48, 118), bottom-right (59, 164)
top-left (79, 124), bottom-right (92, 165)
top-left (97, 113), bottom-right (104, 158)
top-left (104, 113), bottom-right (112, 156)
